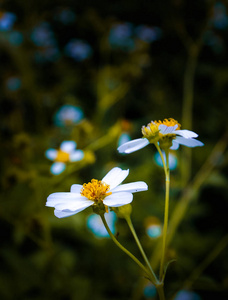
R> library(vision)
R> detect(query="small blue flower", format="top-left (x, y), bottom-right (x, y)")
top-left (154, 151), bottom-right (178, 170)
top-left (0, 12), bottom-right (16, 31)
top-left (7, 31), bottom-right (23, 46)
top-left (174, 290), bottom-right (201, 300)
top-left (6, 77), bottom-right (22, 91)
top-left (108, 23), bottom-right (135, 51)
top-left (54, 104), bottom-right (84, 127)
top-left (211, 2), bottom-right (228, 29)
top-left (118, 133), bottom-right (131, 148)
top-left (145, 217), bottom-right (162, 239)
top-left (87, 211), bottom-right (116, 238)
top-left (54, 8), bottom-right (76, 24)
top-left (31, 22), bottom-right (56, 47)
top-left (45, 141), bottom-right (84, 175)
top-left (147, 225), bottom-right (162, 238)
top-left (143, 283), bottom-right (157, 298)
top-left (135, 25), bottom-right (162, 43)
top-left (64, 39), bottom-right (92, 61)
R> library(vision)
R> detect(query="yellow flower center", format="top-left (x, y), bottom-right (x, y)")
top-left (141, 122), bottom-right (160, 142)
top-left (55, 150), bottom-right (70, 163)
top-left (80, 179), bottom-right (112, 201)
top-left (155, 118), bottom-right (181, 149)
top-left (154, 118), bottom-right (181, 130)
top-left (141, 118), bottom-right (181, 148)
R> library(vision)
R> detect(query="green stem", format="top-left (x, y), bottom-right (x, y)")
top-left (125, 215), bottom-right (158, 285)
top-left (154, 143), bottom-right (168, 177)
top-left (159, 149), bottom-right (170, 281)
top-left (157, 283), bottom-right (166, 300)
top-left (100, 214), bottom-right (152, 280)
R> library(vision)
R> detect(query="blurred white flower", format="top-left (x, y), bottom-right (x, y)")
top-left (45, 141), bottom-right (84, 175)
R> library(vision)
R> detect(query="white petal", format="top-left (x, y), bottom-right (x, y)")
top-left (69, 150), bottom-right (84, 162)
top-left (175, 130), bottom-right (198, 138)
top-left (55, 200), bottom-right (93, 211)
top-left (118, 133), bottom-right (131, 147)
top-left (111, 181), bottom-right (148, 193)
top-left (50, 162), bottom-right (66, 175)
top-left (70, 184), bottom-right (83, 193)
top-left (54, 209), bottom-right (80, 218)
top-left (47, 192), bottom-right (85, 206)
top-left (102, 167), bottom-right (129, 190)
top-left (117, 138), bottom-right (149, 154)
top-left (170, 141), bottom-right (180, 150)
top-left (60, 141), bottom-right (76, 153)
top-left (175, 136), bottom-right (204, 148)
top-left (45, 149), bottom-right (57, 161)
top-left (103, 192), bottom-right (133, 207)
top-left (47, 192), bottom-right (93, 211)
top-left (159, 124), bottom-right (178, 134)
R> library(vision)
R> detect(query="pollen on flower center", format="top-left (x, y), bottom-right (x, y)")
top-left (80, 179), bottom-right (112, 201)
top-left (141, 121), bottom-right (160, 141)
top-left (55, 150), bottom-right (70, 162)
top-left (154, 118), bottom-right (181, 130)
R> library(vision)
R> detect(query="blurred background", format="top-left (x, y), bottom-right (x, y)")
top-left (0, 0), bottom-right (228, 299)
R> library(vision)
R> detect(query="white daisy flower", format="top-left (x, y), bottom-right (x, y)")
top-left (46, 167), bottom-right (148, 218)
top-left (118, 118), bottom-right (204, 154)
top-left (45, 141), bottom-right (84, 175)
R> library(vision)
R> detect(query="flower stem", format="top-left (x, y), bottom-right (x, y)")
top-left (125, 215), bottom-right (158, 285)
top-left (99, 213), bottom-right (152, 281)
top-left (154, 143), bottom-right (168, 177)
top-left (159, 149), bottom-right (170, 281)
top-left (157, 283), bottom-right (166, 300)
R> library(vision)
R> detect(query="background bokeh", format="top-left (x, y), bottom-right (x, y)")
top-left (1, 0), bottom-right (228, 299)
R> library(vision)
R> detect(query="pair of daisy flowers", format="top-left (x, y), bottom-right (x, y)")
top-left (46, 119), bottom-right (204, 218)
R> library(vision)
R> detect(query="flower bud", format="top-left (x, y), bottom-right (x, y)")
top-left (112, 204), bottom-right (132, 218)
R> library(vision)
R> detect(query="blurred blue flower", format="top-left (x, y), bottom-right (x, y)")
top-left (135, 25), bottom-right (162, 43)
top-left (87, 211), bottom-right (116, 238)
top-left (145, 216), bottom-right (162, 239)
top-left (118, 133), bottom-right (131, 148)
top-left (147, 225), bottom-right (162, 238)
top-left (31, 22), bottom-right (56, 47)
top-left (45, 141), bottom-right (84, 175)
top-left (211, 2), bottom-right (228, 29)
top-left (204, 30), bottom-right (224, 54)
top-left (30, 22), bottom-right (59, 62)
top-left (0, 12), bottom-right (16, 31)
top-left (64, 39), bottom-right (92, 61)
top-left (6, 77), bottom-right (22, 91)
top-left (154, 151), bottom-right (177, 170)
top-left (143, 283), bottom-right (157, 298)
top-left (174, 290), bottom-right (201, 300)
top-left (8, 31), bottom-right (23, 46)
top-left (54, 8), bottom-right (76, 24)
top-left (108, 23), bottom-right (135, 51)
top-left (54, 104), bottom-right (84, 126)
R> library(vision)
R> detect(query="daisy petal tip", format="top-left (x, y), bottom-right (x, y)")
top-left (117, 138), bottom-right (149, 154)
top-left (142, 182), bottom-right (148, 191)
